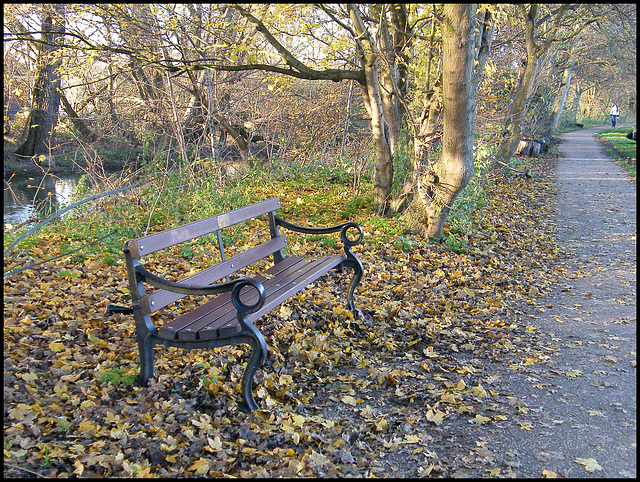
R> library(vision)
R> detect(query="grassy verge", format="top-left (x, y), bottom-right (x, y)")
top-left (4, 143), bottom-right (553, 276)
top-left (594, 128), bottom-right (637, 180)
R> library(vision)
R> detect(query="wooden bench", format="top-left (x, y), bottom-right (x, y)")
top-left (119, 197), bottom-right (364, 411)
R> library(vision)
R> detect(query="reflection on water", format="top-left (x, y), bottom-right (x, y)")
top-left (4, 174), bottom-right (82, 227)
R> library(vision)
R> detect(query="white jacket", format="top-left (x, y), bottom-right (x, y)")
top-left (610, 105), bottom-right (620, 116)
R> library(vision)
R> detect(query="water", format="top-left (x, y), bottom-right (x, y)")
top-left (3, 173), bottom-right (82, 228)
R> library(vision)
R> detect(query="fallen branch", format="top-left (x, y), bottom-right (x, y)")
top-left (493, 159), bottom-right (532, 178)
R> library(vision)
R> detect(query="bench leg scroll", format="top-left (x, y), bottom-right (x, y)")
top-left (238, 320), bottom-right (268, 412)
top-left (344, 258), bottom-right (364, 319)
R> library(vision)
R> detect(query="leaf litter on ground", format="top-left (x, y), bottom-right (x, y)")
top-left (4, 157), bottom-right (572, 477)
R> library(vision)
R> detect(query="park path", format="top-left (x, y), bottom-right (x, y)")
top-left (486, 125), bottom-right (636, 477)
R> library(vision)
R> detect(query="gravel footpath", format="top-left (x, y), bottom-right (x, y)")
top-left (478, 125), bottom-right (636, 478)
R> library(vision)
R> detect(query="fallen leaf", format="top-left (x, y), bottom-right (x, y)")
top-left (575, 457), bottom-right (603, 472)
top-left (49, 341), bottom-right (66, 352)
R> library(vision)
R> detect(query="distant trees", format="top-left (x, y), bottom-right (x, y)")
top-left (494, 4), bottom-right (571, 165)
top-left (491, 3), bottom-right (635, 165)
top-left (214, 4), bottom-right (494, 236)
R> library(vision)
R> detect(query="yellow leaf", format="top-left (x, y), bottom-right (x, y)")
top-left (88, 334), bottom-right (106, 345)
top-left (440, 392), bottom-right (458, 404)
top-left (19, 372), bottom-right (38, 383)
top-left (403, 434), bottom-right (420, 444)
top-left (78, 420), bottom-right (98, 435)
top-left (474, 384), bottom-right (488, 397)
top-left (80, 400), bottom-right (96, 410)
top-left (208, 436), bottom-right (223, 451)
top-left (188, 458), bottom-right (211, 474)
top-left (475, 414), bottom-right (491, 422)
top-left (575, 457), bottom-right (602, 473)
top-left (279, 374), bottom-right (293, 386)
top-left (341, 395), bottom-right (357, 406)
top-left (426, 409), bottom-right (445, 423)
top-left (280, 305), bottom-right (292, 320)
top-left (291, 414), bottom-right (305, 427)
top-left (376, 417), bottom-right (388, 432)
top-left (49, 341), bottom-right (66, 352)
top-left (542, 469), bottom-right (557, 478)
top-left (518, 422), bottom-right (533, 430)
top-left (73, 460), bottom-right (84, 476)
top-left (360, 405), bottom-right (372, 418)
top-left (455, 379), bottom-right (467, 391)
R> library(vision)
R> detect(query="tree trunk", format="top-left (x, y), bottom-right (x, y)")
top-left (372, 4), bottom-right (400, 158)
top-left (495, 4), bottom-right (568, 165)
top-left (348, 4), bottom-right (394, 215)
top-left (568, 81), bottom-right (583, 125)
top-left (495, 6), bottom-right (540, 165)
top-left (550, 56), bottom-right (575, 133)
top-left (388, 4), bottom-right (411, 142)
top-left (15, 4), bottom-right (64, 160)
top-left (210, 113), bottom-right (250, 159)
top-left (418, 4), bottom-right (477, 240)
top-left (59, 90), bottom-right (96, 142)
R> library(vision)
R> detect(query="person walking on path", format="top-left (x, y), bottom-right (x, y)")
top-left (610, 103), bottom-right (620, 127)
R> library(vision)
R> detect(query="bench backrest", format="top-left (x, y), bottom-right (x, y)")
top-left (125, 197), bottom-right (285, 314)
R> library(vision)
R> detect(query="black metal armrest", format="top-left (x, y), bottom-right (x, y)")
top-left (274, 215), bottom-right (364, 246)
top-left (135, 263), bottom-right (258, 297)
top-left (135, 264), bottom-right (265, 314)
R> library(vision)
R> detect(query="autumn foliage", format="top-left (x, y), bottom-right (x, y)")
top-left (4, 156), bottom-right (567, 477)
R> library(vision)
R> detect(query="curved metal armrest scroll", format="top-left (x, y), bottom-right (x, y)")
top-left (232, 279), bottom-right (266, 315)
top-left (275, 215), bottom-right (364, 245)
top-left (339, 222), bottom-right (364, 248)
top-left (134, 263), bottom-right (255, 297)
top-left (274, 214), bottom-right (349, 235)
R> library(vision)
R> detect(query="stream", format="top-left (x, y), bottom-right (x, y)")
top-left (3, 173), bottom-right (83, 228)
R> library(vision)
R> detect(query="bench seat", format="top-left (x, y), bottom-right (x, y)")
top-left (158, 254), bottom-right (347, 341)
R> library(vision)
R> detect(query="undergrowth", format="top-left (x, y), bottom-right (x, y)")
top-left (4, 146), bottom-right (543, 272)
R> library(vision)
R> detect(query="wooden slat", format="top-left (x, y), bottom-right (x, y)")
top-left (127, 197), bottom-right (280, 258)
top-left (246, 255), bottom-right (346, 323)
top-left (188, 254), bottom-right (346, 341)
top-left (206, 255), bottom-right (346, 340)
top-left (142, 235), bottom-right (287, 314)
top-left (156, 256), bottom-right (301, 340)
top-left (175, 257), bottom-right (308, 341)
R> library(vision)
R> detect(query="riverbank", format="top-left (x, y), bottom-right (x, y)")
top-left (3, 144), bottom-right (136, 178)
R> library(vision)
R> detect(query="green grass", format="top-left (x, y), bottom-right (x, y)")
top-left (98, 366), bottom-right (138, 387)
top-left (3, 144), bottom-right (505, 265)
top-left (595, 128), bottom-right (636, 180)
